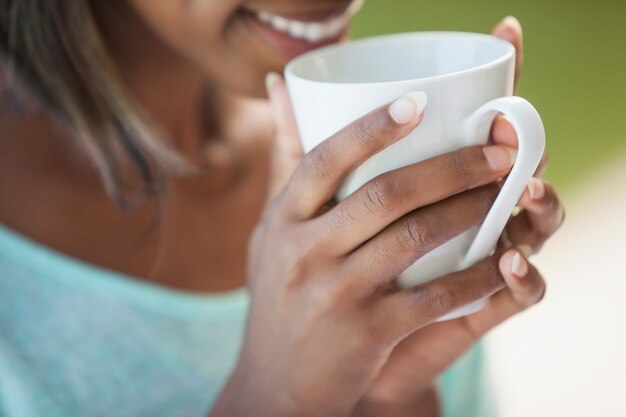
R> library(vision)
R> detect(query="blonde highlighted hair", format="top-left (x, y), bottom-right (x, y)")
top-left (0, 0), bottom-right (188, 207)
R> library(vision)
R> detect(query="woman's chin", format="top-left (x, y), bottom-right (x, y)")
top-left (207, 8), bottom-right (353, 99)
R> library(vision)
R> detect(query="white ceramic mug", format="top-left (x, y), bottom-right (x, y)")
top-left (285, 32), bottom-right (545, 319)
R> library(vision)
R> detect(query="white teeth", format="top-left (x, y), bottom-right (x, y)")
top-left (248, 0), bottom-right (364, 44)
top-left (271, 16), bottom-right (290, 31)
top-left (304, 23), bottom-right (325, 43)
top-left (287, 21), bottom-right (307, 39)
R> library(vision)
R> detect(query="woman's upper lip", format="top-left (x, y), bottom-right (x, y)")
top-left (243, 2), bottom-right (355, 22)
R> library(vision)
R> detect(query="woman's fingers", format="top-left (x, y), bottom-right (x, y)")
top-left (505, 178), bottom-right (565, 252)
top-left (492, 16), bottom-right (524, 92)
top-left (318, 145), bottom-right (516, 255)
top-left (284, 92), bottom-right (427, 220)
top-left (342, 185), bottom-right (499, 291)
top-left (491, 116), bottom-right (548, 176)
top-left (461, 248), bottom-right (546, 336)
top-left (376, 250), bottom-right (511, 339)
top-left (388, 249), bottom-right (545, 366)
top-left (265, 72), bottom-right (305, 202)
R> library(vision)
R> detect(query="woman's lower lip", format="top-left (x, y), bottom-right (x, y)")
top-left (242, 12), bottom-right (348, 61)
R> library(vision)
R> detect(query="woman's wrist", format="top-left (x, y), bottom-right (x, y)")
top-left (210, 363), bottom-right (283, 417)
top-left (211, 365), bottom-right (287, 417)
top-left (351, 386), bottom-right (441, 417)
top-left (211, 360), bottom-right (328, 417)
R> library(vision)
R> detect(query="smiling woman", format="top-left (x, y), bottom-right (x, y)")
top-left (0, 1), bottom-right (563, 417)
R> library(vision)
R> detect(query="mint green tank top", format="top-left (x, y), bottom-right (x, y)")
top-left (0, 225), bottom-right (492, 417)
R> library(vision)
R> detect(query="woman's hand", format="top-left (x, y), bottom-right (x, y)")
top-left (213, 17), bottom-right (564, 417)
top-left (351, 17), bottom-right (565, 416)
top-left (212, 74), bottom-right (529, 417)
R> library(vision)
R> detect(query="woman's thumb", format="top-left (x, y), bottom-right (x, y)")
top-left (265, 72), bottom-right (304, 201)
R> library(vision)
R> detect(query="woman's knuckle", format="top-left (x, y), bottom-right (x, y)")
top-left (353, 117), bottom-right (379, 147)
top-left (397, 215), bottom-right (435, 252)
top-left (408, 284), bottom-right (430, 301)
top-left (364, 179), bottom-right (397, 216)
top-left (409, 283), bottom-right (452, 315)
top-left (429, 286), bottom-right (455, 312)
top-left (303, 147), bottom-right (335, 180)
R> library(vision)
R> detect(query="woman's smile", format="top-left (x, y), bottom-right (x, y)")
top-left (239, 0), bottom-right (364, 59)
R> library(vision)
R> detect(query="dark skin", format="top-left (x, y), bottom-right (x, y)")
top-left (0, 0), bottom-right (563, 415)
top-left (0, 0), bottom-right (276, 292)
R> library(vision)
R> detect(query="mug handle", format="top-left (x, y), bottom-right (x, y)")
top-left (461, 96), bottom-right (545, 269)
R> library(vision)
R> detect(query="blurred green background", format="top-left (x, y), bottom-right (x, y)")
top-left (352, 0), bottom-right (626, 192)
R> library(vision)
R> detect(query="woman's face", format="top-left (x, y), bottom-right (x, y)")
top-left (125, 0), bottom-right (364, 97)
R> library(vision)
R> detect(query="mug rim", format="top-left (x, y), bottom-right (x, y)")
top-left (285, 31), bottom-right (515, 85)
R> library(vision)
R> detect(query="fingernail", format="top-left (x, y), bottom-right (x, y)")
top-left (518, 244), bottom-right (534, 258)
top-left (265, 71), bottom-right (282, 93)
top-left (389, 91), bottom-right (427, 124)
top-left (528, 178), bottom-right (545, 201)
top-left (511, 250), bottom-right (528, 278)
top-left (501, 16), bottom-right (523, 35)
top-left (483, 146), bottom-right (517, 172)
